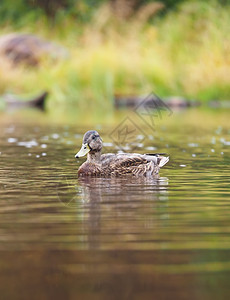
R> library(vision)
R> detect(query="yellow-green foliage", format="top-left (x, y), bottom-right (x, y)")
top-left (0, 0), bottom-right (229, 107)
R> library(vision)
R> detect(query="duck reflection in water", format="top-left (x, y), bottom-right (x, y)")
top-left (77, 176), bottom-right (169, 250)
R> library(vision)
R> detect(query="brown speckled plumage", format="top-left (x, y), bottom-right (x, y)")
top-left (75, 130), bottom-right (169, 177)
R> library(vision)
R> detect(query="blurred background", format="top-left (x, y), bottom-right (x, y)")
top-left (0, 2), bottom-right (230, 299)
top-left (0, 0), bottom-right (229, 111)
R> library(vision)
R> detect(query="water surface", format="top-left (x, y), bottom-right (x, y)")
top-left (0, 108), bottom-right (229, 299)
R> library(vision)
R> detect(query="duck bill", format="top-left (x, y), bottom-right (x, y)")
top-left (75, 143), bottom-right (90, 158)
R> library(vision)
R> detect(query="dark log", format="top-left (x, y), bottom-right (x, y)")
top-left (114, 94), bottom-right (200, 109)
top-left (3, 91), bottom-right (48, 110)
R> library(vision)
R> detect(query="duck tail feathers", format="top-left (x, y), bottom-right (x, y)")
top-left (159, 156), bottom-right (169, 168)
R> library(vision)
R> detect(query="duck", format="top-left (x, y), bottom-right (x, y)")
top-left (75, 130), bottom-right (169, 177)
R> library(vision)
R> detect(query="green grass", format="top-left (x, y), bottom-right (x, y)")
top-left (0, 0), bottom-right (229, 108)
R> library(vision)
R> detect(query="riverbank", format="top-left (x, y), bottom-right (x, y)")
top-left (0, 0), bottom-right (229, 107)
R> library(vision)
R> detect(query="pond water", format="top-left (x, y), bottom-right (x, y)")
top-left (0, 107), bottom-right (229, 299)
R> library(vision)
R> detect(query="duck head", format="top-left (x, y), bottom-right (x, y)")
top-left (75, 130), bottom-right (102, 158)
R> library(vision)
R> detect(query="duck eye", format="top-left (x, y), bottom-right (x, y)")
top-left (92, 135), bottom-right (96, 140)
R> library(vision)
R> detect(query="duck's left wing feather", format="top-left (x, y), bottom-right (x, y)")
top-left (103, 154), bottom-right (148, 168)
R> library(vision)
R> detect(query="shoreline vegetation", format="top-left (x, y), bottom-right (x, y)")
top-left (0, 0), bottom-right (229, 108)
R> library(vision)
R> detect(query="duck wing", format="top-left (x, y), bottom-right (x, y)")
top-left (101, 153), bottom-right (146, 168)
top-left (100, 153), bottom-right (169, 176)
top-left (101, 153), bottom-right (169, 168)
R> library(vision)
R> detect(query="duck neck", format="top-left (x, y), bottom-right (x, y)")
top-left (87, 150), bottom-right (101, 164)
